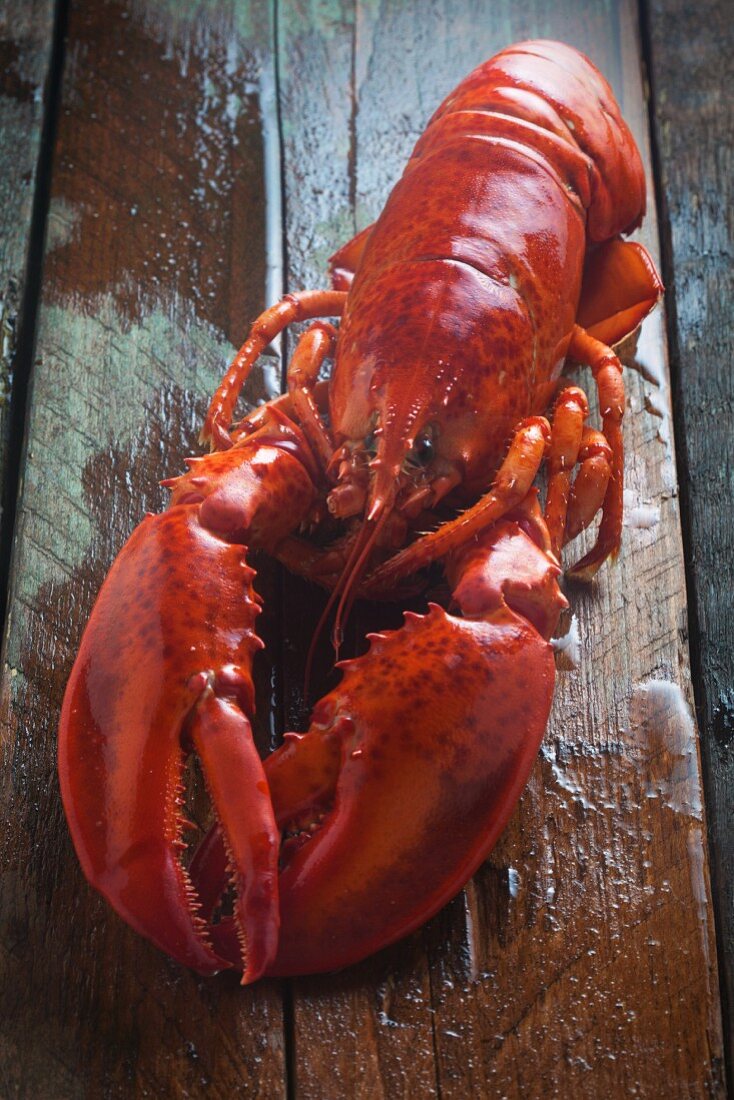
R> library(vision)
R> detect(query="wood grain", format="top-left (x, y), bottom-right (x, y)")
top-left (0, 0), bottom-right (56, 594)
top-left (277, 0), bottom-right (724, 1095)
top-left (645, 0), bottom-right (734, 1081)
top-left (0, 2), bottom-right (286, 1096)
top-left (0, 0), bottom-right (726, 1095)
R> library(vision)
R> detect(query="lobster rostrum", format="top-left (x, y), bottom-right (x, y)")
top-left (59, 40), bottom-right (662, 982)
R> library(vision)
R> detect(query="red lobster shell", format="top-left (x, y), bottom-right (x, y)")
top-left (58, 40), bottom-right (662, 981)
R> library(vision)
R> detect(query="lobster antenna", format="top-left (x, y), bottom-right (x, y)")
top-left (303, 510), bottom-right (388, 700)
top-left (331, 509), bottom-right (388, 651)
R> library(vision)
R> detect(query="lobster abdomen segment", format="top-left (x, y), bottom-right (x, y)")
top-left (429, 40), bottom-right (646, 240)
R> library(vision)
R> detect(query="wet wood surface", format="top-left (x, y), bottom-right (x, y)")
top-left (0, 3), bottom-right (288, 1096)
top-left (0, 0), bottom-right (729, 1096)
top-left (0, 0), bottom-right (56, 610)
top-left (645, 0), bottom-right (734, 1076)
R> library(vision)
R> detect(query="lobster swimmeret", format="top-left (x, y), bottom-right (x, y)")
top-left (59, 41), bottom-right (662, 982)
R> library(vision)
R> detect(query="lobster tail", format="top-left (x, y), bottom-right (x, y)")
top-left (428, 39), bottom-right (646, 241)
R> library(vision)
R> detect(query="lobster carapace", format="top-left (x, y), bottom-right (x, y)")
top-left (59, 40), bottom-right (662, 981)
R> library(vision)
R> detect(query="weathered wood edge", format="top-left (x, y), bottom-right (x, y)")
top-left (644, 0), bottom-right (734, 1084)
top-left (0, 1), bottom-right (288, 1096)
top-left (0, 0), bottom-right (59, 625)
top-left (278, 0), bottom-right (724, 1095)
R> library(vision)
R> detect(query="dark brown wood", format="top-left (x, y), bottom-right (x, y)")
top-left (645, 0), bottom-right (734, 1081)
top-left (0, 2), bottom-right (287, 1096)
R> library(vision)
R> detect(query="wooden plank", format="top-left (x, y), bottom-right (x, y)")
top-left (277, 5), bottom-right (442, 1095)
top-left (277, 0), bottom-right (724, 1095)
top-left (0, 1), bottom-right (287, 1095)
top-left (645, 0), bottom-right (734, 1081)
top-left (0, 0), bottom-right (725, 1096)
top-left (0, 0), bottom-right (56, 589)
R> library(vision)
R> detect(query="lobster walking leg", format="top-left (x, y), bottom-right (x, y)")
top-left (202, 289), bottom-right (347, 450)
top-left (566, 325), bottom-right (626, 578)
top-left (544, 386), bottom-right (589, 558)
top-left (364, 416), bottom-right (551, 592)
top-left (565, 427), bottom-right (613, 544)
top-left (286, 321), bottom-right (337, 470)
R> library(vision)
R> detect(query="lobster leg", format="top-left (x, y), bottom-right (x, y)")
top-left (565, 427), bottom-right (612, 545)
top-left (202, 289), bottom-right (347, 451)
top-left (543, 386), bottom-right (589, 558)
top-left (286, 321), bottom-right (337, 471)
top-left (364, 416), bottom-right (551, 591)
top-left (565, 324), bottom-right (625, 579)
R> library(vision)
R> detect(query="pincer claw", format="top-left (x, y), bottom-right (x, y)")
top-left (190, 502), bottom-right (567, 979)
top-left (185, 690), bottom-right (280, 983)
top-left (59, 432), bottom-right (318, 977)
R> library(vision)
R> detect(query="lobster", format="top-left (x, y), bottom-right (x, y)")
top-left (58, 40), bottom-right (662, 983)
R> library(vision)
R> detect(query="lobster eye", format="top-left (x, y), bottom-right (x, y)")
top-left (412, 433), bottom-right (434, 466)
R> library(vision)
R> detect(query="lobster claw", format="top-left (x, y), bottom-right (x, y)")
top-left (192, 499), bottom-right (567, 978)
top-left (58, 507), bottom-right (279, 978)
top-left (58, 432), bottom-right (318, 980)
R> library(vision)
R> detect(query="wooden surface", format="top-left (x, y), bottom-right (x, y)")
top-left (0, 0), bottom-right (57, 617)
top-left (0, 0), bottom-right (729, 1096)
top-left (645, 0), bottom-right (734, 1076)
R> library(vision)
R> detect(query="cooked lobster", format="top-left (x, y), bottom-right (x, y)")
top-left (58, 40), bottom-right (662, 982)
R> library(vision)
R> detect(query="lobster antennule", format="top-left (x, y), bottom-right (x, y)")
top-left (304, 508), bottom-right (388, 690)
top-left (331, 507), bottom-right (390, 648)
